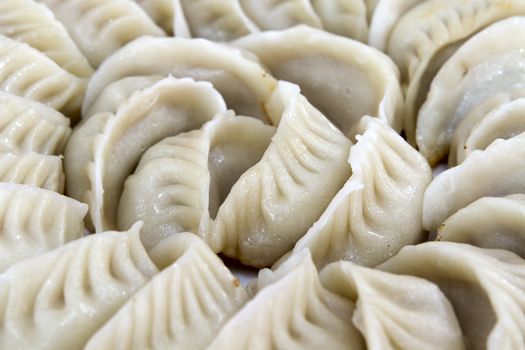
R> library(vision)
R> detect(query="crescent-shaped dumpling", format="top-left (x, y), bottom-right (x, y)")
top-left (232, 26), bottom-right (403, 135)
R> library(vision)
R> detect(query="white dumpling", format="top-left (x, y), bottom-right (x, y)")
top-left (389, 1), bottom-right (525, 147)
top-left (134, 0), bottom-right (174, 33)
top-left (437, 195), bottom-right (525, 258)
top-left (238, 0), bottom-right (322, 30)
top-left (423, 132), bottom-right (525, 231)
top-left (449, 89), bottom-right (525, 166)
top-left (203, 81), bottom-right (352, 267)
top-left (0, 93), bottom-right (71, 155)
top-left (65, 77), bottom-right (227, 232)
top-left (311, 0), bottom-right (368, 41)
top-left (416, 16), bottom-right (525, 164)
top-left (0, 0), bottom-right (93, 78)
top-left (178, 0), bottom-right (259, 41)
top-left (83, 36), bottom-right (278, 123)
top-left (207, 251), bottom-right (366, 350)
top-left (368, 0), bottom-right (427, 51)
top-left (118, 113), bottom-right (275, 249)
top-left (0, 183), bottom-right (87, 272)
top-left (233, 26), bottom-right (403, 135)
top-left (85, 233), bottom-right (248, 349)
top-left (37, 0), bottom-right (165, 67)
top-left (320, 261), bottom-right (464, 350)
top-left (0, 153), bottom-right (64, 193)
top-left (379, 242), bottom-right (525, 350)
top-left (285, 117), bottom-right (431, 269)
top-left (0, 35), bottom-right (85, 120)
top-left (0, 222), bottom-right (178, 350)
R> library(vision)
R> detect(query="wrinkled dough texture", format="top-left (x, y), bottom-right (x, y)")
top-left (312, 0), bottom-right (368, 41)
top-left (238, 0), bottom-right (322, 30)
top-left (135, 0), bottom-right (174, 33)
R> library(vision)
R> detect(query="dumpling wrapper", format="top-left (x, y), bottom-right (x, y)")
top-left (0, 153), bottom-right (64, 193)
top-left (423, 131), bottom-right (525, 231)
top-left (85, 233), bottom-right (248, 349)
top-left (207, 250), bottom-right (366, 350)
top-left (416, 16), bottom-right (525, 164)
top-left (311, 0), bottom-right (368, 41)
top-left (379, 242), bottom-right (525, 350)
top-left (0, 92), bottom-right (71, 155)
top-left (437, 195), bottom-right (525, 259)
top-left (64, 77), bottom-right (227, 232)
top-left (0, 183), bottom-right (87, 272)
top-left (283, 117), bottom-right (431, 269)
top-left (82, 36), bottom-right (278, 123)
top-left (320, 261), bottom-right (464, 350)
top-left (37, 0), bottom-right (165, 67)
top-left (238, 0), bottom-right (322, 30)
top-left (202, 81), bottom-right (352, 267)
top-left (232, 25), bottom-right (403, 136)
top-left (0, 0), bottom-right (93, 78)
top-left (118, 112), bottom-right (275, 249)
top-left (134, 0), bottom-right (174, 34)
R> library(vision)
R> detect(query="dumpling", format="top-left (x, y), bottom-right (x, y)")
top-left (177, 0), bottom-right (259, 41)
top-left (207, 250), bottom-right (366, 350)
top-left (449, 89), bottom-right (525, 166)
top-left (368, 0), bottom-right (427, 51)
top-left (232, 26), bottom-right (403, 135)
top-left (0, 35), bottom-right (85, 120)
top-left (82, 36), bottom-right (278, 123)
top-left (64, 77), bottom-right (227, 232)
top-left (118, 112), bottom-right (275, 249)
top-left (37, 0), bottom-right (165, 67)
top-left (0, 0), bottom-right (93, 78)
top-left (284, 117), bottom-right (431, 269)
top-left (310, 0), bottom-right (368, 41)
top-left (0, 93), bottom-right (71, 155)
top-left (238, 0), bottom-right (322, 30)
top-left (0, 222), bottom-right (179, 349)
top-left (416, 16), bottom-right (525, 164)
top-left (85, 233), bottom-right (248, 349)
top-left (0, 183), bottom-right (87, 272)
top-left (0, 153), bottom-right (64, 193)
top-left (389, 1), bottom-right (525, 147)
top-left (379, 242), bottom-right (525, 350)
top-left (134, 0), bottom-right (174, 34)
top-left (423, 132), bottom-right (525, 231)
top-left (203, 81), bottom-right (352, 267)
top-left (437, 195), bottom-right (525, 259)
top-left (319, 261), bottom-right (464, 350)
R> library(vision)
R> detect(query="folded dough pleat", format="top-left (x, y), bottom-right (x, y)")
top-left (85, 233), bottom-right (248, 350)
top-left (134, 0), bottom-right (174, 34)
top-left (238, 0), bottom-right (322, 30)
top-left (311, 0), bottom-right (368, 41)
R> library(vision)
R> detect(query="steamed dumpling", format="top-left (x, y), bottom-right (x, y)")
top-left (238, 0), bottom-right (322, 30)
top-left (65, 77), bottom-right (227, 232)
top-left (0, 222), bottom-right (176, 350)
top-left (0, 0), bottom-right (93, 78)
top-left (311, 0), bottom-right (368, 41)
top-left (0, 93), bottom-right (71, 155)
top-left (0, 183), bottom-right (87, 272)
top-left (423, 132), bottom-right (525, 231)
top-left (416, 16), bottom-right (525, 164)
top-left (207, 251), bottom-right (366, 350)
top-left (134, 0), bottom-right (174, 33)
top-left (437, 195), bottom-right (525, 258)
top-left (37, 0), bottom-right (165, 67)
top-left (0, 153), bottom-right (64, 193)
top-left (85, 233), bottom-right (248, 349)
top-left (118, 113), bottom-right (275, 249)
top-left (320, 261), bottom-right (464, 350)
top-left (203, 81), bottom-right (352, 267)
top-left (285, 117), bottom-right (431, 269)
top-left (379, 242), bottom-right (525, 350)
top-left (232, 26), bottom-right (403, 135)
top-left (82, 36), bottom-right (278, 123)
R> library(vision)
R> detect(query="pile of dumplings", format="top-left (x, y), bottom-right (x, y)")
top-left (0, 0), bottom-right (524, 349)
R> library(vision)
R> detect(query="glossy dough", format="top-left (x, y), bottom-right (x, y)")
top-left (238, 0), bottom-right (322, 30)
top-left (233, 26), bottom-right (403, 135)
top-left (379, 242), bottom-right (525, 350)
top-left (82, 36), bottom-right (278, 123)
top-left (85, 233), bottom-right (248, 349)
top-left (201, 82), bottom-right (352, 267)
top-left (287, 117), bottom-right (431, 269)
top-left (118, 113), bottom-right (275, 249)
top-left (65, 77), bottom-right (227, 232)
